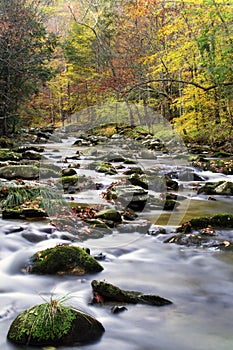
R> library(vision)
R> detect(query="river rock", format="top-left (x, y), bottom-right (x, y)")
top-left (91, 280), bottom-right (172, 306)
top-left (29, 245), bottom-right (104, 275)
top-left (128, 173), bottom-right (148, 189)
top-left (15, 145), bottom-right (44, 153)
top-left (0, 150), bottom-right (22, 161)
top-left (95, 208), bottom-right (122, 223)
top-left (22, 150), bottom-right (42, 160)
top-left (198, 181), bottom-right (233, 195)
top-left (176, 213), bottom-right (233, 233)
top-left (96, 162), bottom-right (117, 175)
top-left (0, 165), bottom-right (39, 180)
top-left (105, 184), bottom-right (148, 211)
top-left (7, 302), bottom-right (105, 346)
top-left (2, 208), bottom-right (47, 220)
top-left (62, 168), bottom-right (77, 177)
top-left (58, 174), bottom-right (95, 192)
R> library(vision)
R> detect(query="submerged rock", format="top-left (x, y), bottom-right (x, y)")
top-left (29, 245), bottom-right (104, 275)
top-left (7, 301), bottom-right (105, 346)
top-left (91, 280), bottom-right (172, 306)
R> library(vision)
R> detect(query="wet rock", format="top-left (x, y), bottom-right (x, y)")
top-left (29, 245), bottom-right (104, 275)
top-left (7, 301), bottom-right (105, 346)
top-left (15, 145), bottom-right (44, 153)
top-left (164, 232), bottom-right (215, 247)
top-left (111, 306), bottom-right (128, 314)
top-left (198, 181), bottom-right (233, 195)
top-left (128, 173), bottom-right (148, 189)
top-left (148, 226), bottom-right (167, 236)
top-left (117, 220), bottom-right (151, 234)
top-left (2, 208), bottom-right (47, 220)
top-left (62, 168), bottom-right (77, 177)
top-left (165, 175), bottom-right (179, 191)
top-left (105, 184), bottom-right (148, 211)
top-left (4, 225), bottom-right (25, 234)
top-left (58, 174), bottom-right (95, 192)
top-left (95, 208), bottom-right (122, 223)
top-left (22, 231), bottom-right (48, 243)
top-left (0, 165), bottom-right (39, 180)
top-left (123, 167), bottom-right (144, 175)
top-left (0, 150), bottom-right (22, 162)
top-left (22, 150), bottom-right (42, 160)
top-left (91, 280), bottom-right (172, 306)
top-left (176, 213), bottom-right (233, 233)
top-left (104, 151), bottom-right (125, 162)
top-left (96, 162), bottom-right (117, 175)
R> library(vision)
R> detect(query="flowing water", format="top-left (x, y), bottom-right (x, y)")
top-left (1, 135), bottom-right (233, 350)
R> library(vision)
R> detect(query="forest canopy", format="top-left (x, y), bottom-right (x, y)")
top-left (0, 0), bottom-right (232, 143)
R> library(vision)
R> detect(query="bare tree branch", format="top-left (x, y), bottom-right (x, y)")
top-left (121, 79), bottom-right (233, 95)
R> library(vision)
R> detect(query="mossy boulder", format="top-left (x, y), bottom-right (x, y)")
top-left (0, 150), bottom-right (22, 161)
top-left (95, 208), bottom-right (122, 223)
top-left (7, 301), bottom-right (105, 346)
top-left (198, 181), bottom-right (233, 195)
top-left (96, 162), bottom-right (117, 175)
top-left (128, 173), bottom-right (148, 189)
top-left (176, 213), bottom-right (233, 233)
top-left (58, 174), bottom-right (95, 192)
top-left (29, 245), bottom-right (104, 275)
top-left (0, 165), bottom-right (39, 180)
top-left (105, 184), bottom-right (148, 211)
top-left (91, 280), bottom-right (172, 306)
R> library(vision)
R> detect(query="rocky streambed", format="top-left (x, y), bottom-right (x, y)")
top-left (1, 124), bottom-right (233, 349)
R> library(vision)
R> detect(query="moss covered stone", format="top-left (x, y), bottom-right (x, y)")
top-left (176, 213), bottom-right (233, 233)
top-left (7, 301), bottom-right (105, 346)
top-left (96, 162), bottom-right (117, 175)
top-left (91, 280), bottom-right (172, 306)
top-left (29, 245), bottom-right (104, 275)
top-left (190, 213), bottom-right (233, 229)
top-left (95, 208), bottom-right (122, 223)
top-left (0, 150), bottom-right (22, 161)
top-left (0, 165), bottom-right (39, 180)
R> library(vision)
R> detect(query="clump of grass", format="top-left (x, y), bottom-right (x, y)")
top-left (8, 296), bottom-right (77, 344)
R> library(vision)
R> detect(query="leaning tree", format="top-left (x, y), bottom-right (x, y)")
top-left (0, 0), bottom-right (56, 135)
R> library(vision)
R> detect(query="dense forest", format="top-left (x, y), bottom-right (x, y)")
top-left (0, 0), bottom-right (232, 143)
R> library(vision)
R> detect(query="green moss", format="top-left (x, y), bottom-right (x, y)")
top-left (176, 213), bottom-right (233, 233)
top-left (0, 150), bottom-right (22, 161)
top-left (96, 162), bottom-right (117, 175)
top-left (30, 245), bottom-right (104, 275)
top-left (91, 280), bottom-right (172, 306)
top-left (7, 301), bottom-right (76, 343)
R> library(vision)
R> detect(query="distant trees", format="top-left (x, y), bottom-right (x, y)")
top-left (14, 0), bottom-right (233, 142)
top-left (0, 0), bottom-right (56, 135)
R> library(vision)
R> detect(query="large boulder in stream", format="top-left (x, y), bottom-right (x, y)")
top-left (0, 165), bottom-right (39, 180)
top-left (0, 165), bottom-right (59, 180)
top-left (91, 280), bottom-right (172, 306)
top-left (198, 181), bottom-right (233, 195)
top-left (7, 301), bottom-right (105, 346)
top-left (105, 184), bottom-right (148, 211)
top-left (28, 245), bottom-right (104, 275)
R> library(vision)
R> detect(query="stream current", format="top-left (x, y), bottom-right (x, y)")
top-left (1, 134), bottom-right (233, 350)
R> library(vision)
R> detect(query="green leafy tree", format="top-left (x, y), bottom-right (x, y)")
top-left (0, 0), bottom-right (57, 135)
